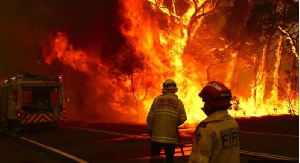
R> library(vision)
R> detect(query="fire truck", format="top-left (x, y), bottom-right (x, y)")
top-left (0, 73), bottom-right (65, 129)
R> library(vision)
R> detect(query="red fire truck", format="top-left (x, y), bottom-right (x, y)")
top-left (0, 73), bottom-right (65, 129)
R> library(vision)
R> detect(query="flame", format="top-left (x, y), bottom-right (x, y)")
top-left (44, 32), bottom-right (105, 74)
top-left (43, 0), bottom-right (298, 124)
top-left (255, 43), bottom-right (268, 112)
top-left (120, 0), bottom-right (213, 124)
top-left (225, 52), bottom-right (237, 87)
top-left (269, 35), bottom-right (283, 106)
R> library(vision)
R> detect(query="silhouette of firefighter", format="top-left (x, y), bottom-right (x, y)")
top-left (147, 79), bottom-right (187, 163)
top-left (189, 81), bottom-right (240, 163)
top-left (7, 95), bottom-right (21, 134)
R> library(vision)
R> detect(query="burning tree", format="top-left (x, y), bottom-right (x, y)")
top-left (244, 0), bottom-right (299, 115)
top-left (43, 0), bottom-right (299, 123)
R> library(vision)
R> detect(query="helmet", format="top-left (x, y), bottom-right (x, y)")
top-left (162, 79), bottom-right (178, 93)
top-left (199, 81), bottom-right (232, 107)
top-left (9, 95), bottom-right (15, 99)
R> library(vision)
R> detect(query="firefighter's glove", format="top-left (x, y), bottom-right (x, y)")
top-left (148, 130), bottom-right (152, 137)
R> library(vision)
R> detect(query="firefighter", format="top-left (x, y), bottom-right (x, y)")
top-left (7, 95), bottom-right (21, 134)
top-left (189, 81), bottom-right (240, 163)
top-left (147, 79), bottom-right (187, 163)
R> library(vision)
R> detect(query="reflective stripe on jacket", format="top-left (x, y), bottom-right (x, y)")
top-left (189, 110), bottom-right (240, 163)
top-left (147, 93), bottom-right (187, 144)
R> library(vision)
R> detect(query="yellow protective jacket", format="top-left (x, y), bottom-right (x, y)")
top-left (189, 110), bottom-right (240, 163)
top-left (7, 103), bottom-right (20, 119)
top-left (147, 93), bottom-right (187, 144)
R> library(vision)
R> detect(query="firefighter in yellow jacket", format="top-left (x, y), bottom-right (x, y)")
top-left (147, 79), bottom-right (187, 163)
top-left (189, 81), bottom-right (240, 163)
top-left (7, 95), bottom-right (21, 133)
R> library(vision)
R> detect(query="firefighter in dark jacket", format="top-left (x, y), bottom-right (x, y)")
top-left (189, 81), bottom-right (240, 163)
top-left (147, 79), bottom-right (187, 163)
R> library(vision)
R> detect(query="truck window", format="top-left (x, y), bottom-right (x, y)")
top-left (22, 86), bottom-right (61, 113)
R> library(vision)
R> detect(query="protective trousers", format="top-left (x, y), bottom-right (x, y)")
top-left (151, 141), bottom-right (176, 163)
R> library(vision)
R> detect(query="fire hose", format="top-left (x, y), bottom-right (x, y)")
top-left (92, 130), bottom-right (188, 163)
top-left (177, 127), bottom-right (187, 163)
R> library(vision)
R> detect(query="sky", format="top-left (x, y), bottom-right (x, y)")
top-left (0, 0), bottom-right (123, 79)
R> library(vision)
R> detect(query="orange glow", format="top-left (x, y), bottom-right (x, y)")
top-left (43, 1), bottom-right (298, 124)
top-left (269, 35), bottom-right (283, 107)
top-left (255, 44), bottom-right (268, 113)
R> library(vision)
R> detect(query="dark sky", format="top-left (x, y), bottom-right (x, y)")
top-left (0, 0), bottom-right (139, 121)
top-left (0, 0), bottom-right (124, 79)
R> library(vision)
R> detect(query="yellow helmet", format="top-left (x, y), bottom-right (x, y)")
top-left (9, 95), bottom-right (15, 99)
top-left (162, 79), bottom-right (178, 93)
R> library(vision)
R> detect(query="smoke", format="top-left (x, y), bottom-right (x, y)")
top-left (0, 0), bottom-right (118, 75)
top-left (1, 0), bottom-right (298, 122)
top-left (0, 0), bottom-right (143, 121)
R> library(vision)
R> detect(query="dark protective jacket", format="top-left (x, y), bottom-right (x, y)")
top-left (189, 110), bottom-right (240, 163)
top-left (147, 93), bottom-right (187, 144)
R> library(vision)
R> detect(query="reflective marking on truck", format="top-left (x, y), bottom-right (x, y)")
top-left (20, 113), bottom-right (65, 123)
